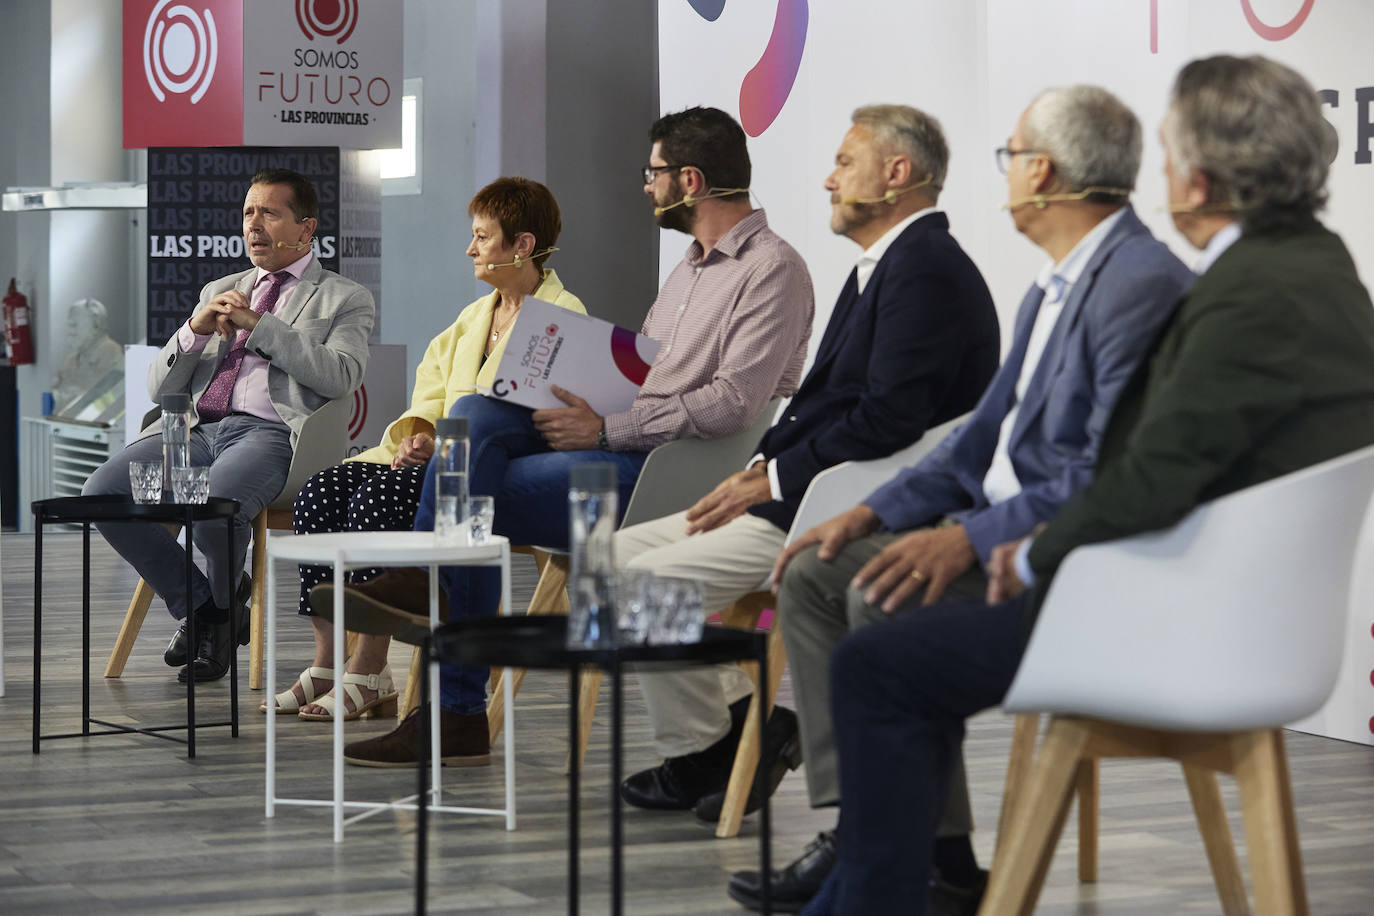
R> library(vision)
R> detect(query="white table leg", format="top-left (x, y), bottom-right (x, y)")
top-left (502, 544), bottom-right (515, 830)
top-left (265, 548), bottom-right (276, 816)
top-left (429, 563), bottom-right (441, 804)
top-left (333, 554), bottom-right (346, 843)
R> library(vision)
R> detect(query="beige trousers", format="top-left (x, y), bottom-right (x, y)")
top-left (614, 510), bottom-right (786, 758)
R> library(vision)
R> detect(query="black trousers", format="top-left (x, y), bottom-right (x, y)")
top-left (820, 593), bottom-right (1030, 915)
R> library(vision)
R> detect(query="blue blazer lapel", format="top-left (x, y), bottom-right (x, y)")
top-left (1009, 207), bottom-right (1146, 445)
top-left (813, 268), bottom-right (861, 370)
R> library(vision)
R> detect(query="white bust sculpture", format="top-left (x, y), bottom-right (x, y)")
top-left (53, 298), bottom-right (124, 413)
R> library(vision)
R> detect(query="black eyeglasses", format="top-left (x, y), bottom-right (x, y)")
top-left (995, 146), bottom-right (1046, 174)
top-left (642, 163), bottom-right (690, 184)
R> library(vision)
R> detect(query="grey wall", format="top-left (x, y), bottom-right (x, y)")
top-left (380, 0), bottom-right (482, 386)
top-left (544, 3), bottom-right (659, 331)
top-left (381, 0), bottom-right (659, 387)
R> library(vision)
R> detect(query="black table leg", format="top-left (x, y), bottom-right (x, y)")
top-left (568, 666), bottom-right (579, 916)
top-left (227, 514), bottom-right (238, 737)
top-left (184, 508), bottom-right (196, 759)
top-left (760, 638), bottom-right (771, 915)
top-left (611, 659), bottom-right (623, 916)
top-left (416, 635), bottom-right (430, 915)
top-left (82, 524), bottom-right (91, 736)
top-left (32, 517), bottom-right (42, 755)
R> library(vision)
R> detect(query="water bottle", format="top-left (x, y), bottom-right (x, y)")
top-left (566, 462), bottom-right (618, 649)
top-left (433, 416), bottom-right (470, 545)
top-left (161, 392), bottom-right (192, 497)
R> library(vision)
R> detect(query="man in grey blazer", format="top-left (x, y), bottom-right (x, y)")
top-left (84, 169), bottom-right (374, 684)
top-left (727, 87), bottom-right (1194, 913)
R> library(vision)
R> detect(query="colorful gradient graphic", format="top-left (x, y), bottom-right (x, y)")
top-left (739, 0), bottom-right (808, 136)
top-left (611, 327), bottom-right (654, 386)
top-left (687, 0), bottom-right (807, 137)
top-left (348, 384), bottom-right (368, 440)
top-left (687, 0), bottom-right (726, 21)
top-left (1150, 0), bottom-right (1314, 52)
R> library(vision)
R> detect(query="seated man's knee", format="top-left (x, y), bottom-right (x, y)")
top-left (777, 543), bottom-right (825, 603)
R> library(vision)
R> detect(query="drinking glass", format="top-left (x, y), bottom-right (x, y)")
top-left (468, 495), bottom-right (495, 545)
top-left (616, 569), bottom-right (656, 645)
top-left (171, 465), bottom-right (211, 504)
top-left (129, 460), bottom-right (163, 504)
top-left (646, 578), bottom-right (706, 645)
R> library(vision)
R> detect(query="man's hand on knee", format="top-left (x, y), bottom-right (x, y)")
top-left (771, 505), bottom-right (881, 591)
top-left (685, 464), bottom-right (771, 535)
top-left (851, 524), bottom-right (976, 612)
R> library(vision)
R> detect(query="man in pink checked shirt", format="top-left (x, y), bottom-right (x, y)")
top-left (84, 169), bottom-right (374, 685)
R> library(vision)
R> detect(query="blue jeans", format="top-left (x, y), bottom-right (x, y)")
top-left (414, 395), bottom-right (647, 713)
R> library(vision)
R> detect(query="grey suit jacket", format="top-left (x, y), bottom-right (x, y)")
top-left (145, 257), bottom-right (374, 447)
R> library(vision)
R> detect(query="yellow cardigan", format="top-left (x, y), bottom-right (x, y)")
top-left (349, 268), bottom-right (586, 466)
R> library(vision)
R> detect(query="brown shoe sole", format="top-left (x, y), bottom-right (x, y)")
top-left (343, 752), bottom-right (492, 768)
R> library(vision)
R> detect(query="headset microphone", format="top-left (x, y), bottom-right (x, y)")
top-left (487, 246), bottom-right (560, 270)
top-left (840, 174), bottom-right (937, 206)
top-left (274, 239), bottom-right (312, 250)
top-left (1000, 186), bottom-right (1132, 211)
top-left (653, 187), bottom-right (751, 217)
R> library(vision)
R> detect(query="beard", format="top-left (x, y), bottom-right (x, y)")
top-left (654, 184), bottom-right (695, 233)
top-left (829, 198), bottom-right (881, 237)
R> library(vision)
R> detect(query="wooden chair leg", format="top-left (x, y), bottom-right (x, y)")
top-left (715, 615), bottom-right (788, 838)
top-left (400, 643), bottom-right (424, 720)
top-left (1272, 730), bottom-right (1310, 915)
top-left (104, 578), bottom-right (156, 678)
top-left (1233, 729), bottom-right (1309, 916)
top-left (488, 553), bottom-right (570, 743)
top-left (979, 717), bottom-right (1091, 916)
top-left (1076, 758), bottom-right (1099, 883)
top-left (1183, 763), bottom-right (1251, 915)
top-left (248, 511), bottom-right (268, 690)
top-left (997, 714), bottom-right (1042, 861)
top-left (571, 668), bottom-right (603, 769)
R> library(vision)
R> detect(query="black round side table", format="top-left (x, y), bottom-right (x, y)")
top-left (416, 614), bottom-right (774, 915)
top-left (31, 494), bottom-right (241, 758)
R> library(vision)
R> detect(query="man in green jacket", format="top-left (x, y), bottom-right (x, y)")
top-left (794, 54), bottom-right (1374, 916)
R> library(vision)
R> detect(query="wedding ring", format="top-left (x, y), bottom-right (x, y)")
top-left (910, 570), bottom-right (926, 582)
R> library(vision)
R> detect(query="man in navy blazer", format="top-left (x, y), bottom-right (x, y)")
top-left (730, 87), bottom-right (1195, 913)
top-left (614, 105), bottom-right (1000, 826)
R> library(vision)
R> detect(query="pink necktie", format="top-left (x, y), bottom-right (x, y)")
top-left (196, 271), bottom-right (287, 422)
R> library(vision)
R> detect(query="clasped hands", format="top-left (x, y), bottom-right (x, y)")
top-left (190, 290), bottom-right (262, 339)
top-left (771, 505), bottom-right (1032, 611)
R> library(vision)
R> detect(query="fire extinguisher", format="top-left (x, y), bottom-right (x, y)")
top-left (3, 278), bottom-right (34, 364)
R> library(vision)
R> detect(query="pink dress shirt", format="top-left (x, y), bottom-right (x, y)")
top-left (176, 252), bottom-right (314, 423)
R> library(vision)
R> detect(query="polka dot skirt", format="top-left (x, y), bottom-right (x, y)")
top-left (292, 461), bottom-right (428, 615)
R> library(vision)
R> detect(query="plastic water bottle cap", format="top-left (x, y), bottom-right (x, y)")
top-left (161, 392), bottom-right (190, 412)
top-left (570, 462), bottom-right (617, 491)
top-left (436, 417), bottom-right (469, 438)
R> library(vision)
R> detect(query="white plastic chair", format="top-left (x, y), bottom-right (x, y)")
top-left (711, 411), bottom-right (969, 836)
top-left (983, 444), bottom-right (1374, 915)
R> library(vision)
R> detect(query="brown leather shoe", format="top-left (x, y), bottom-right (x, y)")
top-left (343, 704), bottom-right (490, 768)
top-left (309, 567), bottom-right (447, 645)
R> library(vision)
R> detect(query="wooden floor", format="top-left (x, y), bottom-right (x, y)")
top-left (2, 531), bottom-right (1373, 914)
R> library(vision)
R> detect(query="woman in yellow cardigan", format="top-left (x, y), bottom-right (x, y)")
top-left (264, 177), bottom-right (586, 718)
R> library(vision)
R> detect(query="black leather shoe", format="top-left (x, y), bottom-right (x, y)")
top-left (930, 866), bottom-right (988, 916)
top-left (692, 705), bottom-right (801, 823)
top-left (727, 829), bottom-right (837, 912)
top-left (620, 724), bottom-right (744, 810)
top-left (178, 619), bottom-right (235, 683)
top-left (165, 574), bottom-right (252, 668)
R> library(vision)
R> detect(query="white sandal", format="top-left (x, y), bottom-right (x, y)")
top-left (298, 665), bottom-right (398, 721)
top-left (261, 666), bottom-right (334, 714)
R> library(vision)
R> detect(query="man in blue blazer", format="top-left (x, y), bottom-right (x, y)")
top-left (729, 87), bottom-right (1194, 913)
top-left (615, 105), bottom-right (1000, 827)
